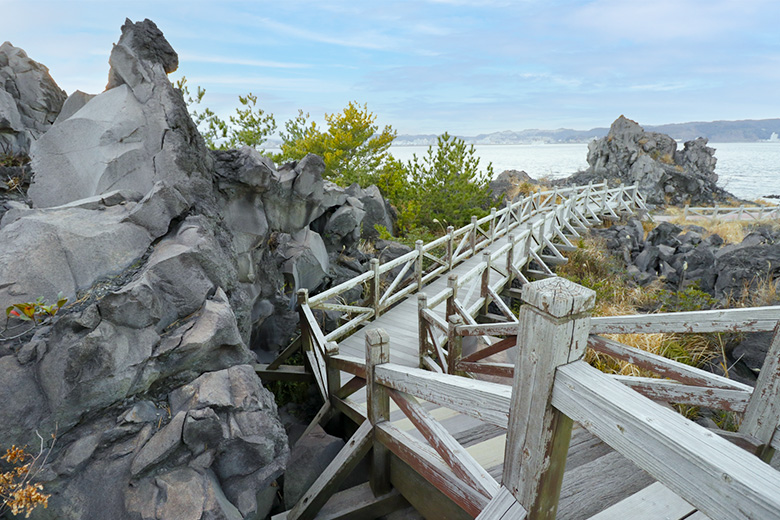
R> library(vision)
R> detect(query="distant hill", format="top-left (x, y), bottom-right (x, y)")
top-left (394, 118), bottom-right (780, 146)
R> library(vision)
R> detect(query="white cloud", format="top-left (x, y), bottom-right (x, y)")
top-left (179, 53), bottom-right (310, 69)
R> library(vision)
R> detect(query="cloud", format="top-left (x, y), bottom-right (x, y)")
top-left (246, 15), bottom-right (401, 51)
top-left (179, 53), bottom-right (310, 69)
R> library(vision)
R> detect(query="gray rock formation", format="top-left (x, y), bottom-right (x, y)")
top-left (28, 18), bottom-right (213, 211)
top-left (567, 116), bottom-right (733, 206)
top-left (0, 41), bottom-right (66, 156)
top-left (0, 17), bottom-right (405, 519)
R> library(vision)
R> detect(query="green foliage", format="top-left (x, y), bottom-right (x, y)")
top-left (277, 102), bottom-right (396, 187)
top-left (175, 77), bottom-right (276, 151)
top-left (227, 93), bottom-right (277, 150)
top-left (405, 132), bottom-right (493, 229)
top-left (651, 283), bottom-right (717, 313)
top-left (5, 294), bottom-right (67, 326)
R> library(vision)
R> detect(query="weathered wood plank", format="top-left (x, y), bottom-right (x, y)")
top-left (333, 376), bottom-right (366, 400)
top-left (332, 397), bottom-right (367, 425)
top-left (586, 482), bottom-right (697, 520)
top-left (589, 335), bottom-right (752, 392)
top-left (306, 350), bottom-right (328, 402)
top-left (255, 364), bottom-right (314, 382)
top-left (268, 335), bottom-right (302, 370)
top-left (376, 422), bottom-right (490, 518)
top-left (328, 354), bottom-right (366, 378)
top-left (609, 375), bottom-right (751, 412)
top-left (553, 361), bottom-right (780, 520)
top-left (475, 486), bottom-right (528, 520)
top-left (460, 336), bottom-right (518, 363)
top-left (458, 361), bottom-right (514, 379)
top-left (313, 482), bottom-right (408, 520)
top-left (388, 389), bottom-right (498, 499)
top-left (590, 306), bottom-right (780, 334)
top-left (740, 322), bottom-right (780, 459)
top-left (309, 270), bottom-right (375, 305)
top-left (374, 363), bottom-right (511, 428)
top-left (288, 420), bottom-right (374, 520)
top-left (298, 402), bottom-right (334, 446)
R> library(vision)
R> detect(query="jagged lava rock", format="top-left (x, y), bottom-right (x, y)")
top-left (569, 116), bottom-right (733, 206)
top-left (29, 19), bottom-right (213, 210)
top-left (0, 41), bottom-right (66, 156)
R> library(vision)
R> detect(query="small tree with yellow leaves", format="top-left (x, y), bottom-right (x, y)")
top-left (1, 437), bottom-right (53, 518)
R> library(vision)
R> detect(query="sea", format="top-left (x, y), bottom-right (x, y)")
top-left (389, 142), bottom-right (780, 202)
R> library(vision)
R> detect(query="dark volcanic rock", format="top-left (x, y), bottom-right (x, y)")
top-left (565, 116), bottom-right (734, 206)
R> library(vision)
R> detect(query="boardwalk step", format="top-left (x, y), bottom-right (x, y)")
top-left (272, 482), bottom-right (409, 520)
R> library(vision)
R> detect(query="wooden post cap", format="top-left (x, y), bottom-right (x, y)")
top-left (521, 277), bottom-right (596, 318)
top-left (365, 328), bottom-right (390, 347)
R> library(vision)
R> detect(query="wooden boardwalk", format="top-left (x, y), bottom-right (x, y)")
top-left (263, 183), bottom-right (780, 520)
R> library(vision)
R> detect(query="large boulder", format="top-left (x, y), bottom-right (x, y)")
top-left (28, 19), bottom-right (213, 211)
top-left (490, 169), bottom-right (537, 202)
top-left (0, 41), bottom-right (66, 156)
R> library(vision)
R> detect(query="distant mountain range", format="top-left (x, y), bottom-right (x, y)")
top-left (394, 118), bottom-right (780, 146)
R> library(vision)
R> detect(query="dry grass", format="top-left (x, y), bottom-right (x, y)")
top-left (559, 237), bottom-right (725, 379)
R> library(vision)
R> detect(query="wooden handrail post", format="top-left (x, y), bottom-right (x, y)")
top-left (584, 181), bottom-right (592, 207)
top-left (446, 274), bottom-right (459, 322)
top-left (739, 321), bottom-right (780, 461)
top-left (600, 178), bottom-right (608, 213)
top-left (417, 293), bottom-right (428, 369)
top-left (366, 328), bottom-right (391, 496)
top-left (415, 239), bottom-right (424, 289)
top-left (446, 226), bottom-right (455, 270)
top-left (489, 208), bottom-right (497, 242)
top-left (738, 204), bottom-right (745, 220)
top-left (503, 277), bottom-right (596, 519)
top-left (470, 215), bottom-right (478, 254)
top-left (448, 314), bottom-right (464, 375)
top-left (370, 258), bottom-right (380, 320)
top-left (713, 203), bottom-right (719, 220)
top-left (684, 204), bottom-right (689, 220)
top-left (481, 251), bottom-right (491, 317)
top-left (326, 341), bottom-right (340, 398)
top-left (298, 289), bottom-right (311, 352)
top-left (505, 198), bottom-right (512, 233)
top-left (507, 234), bottom-right (515, 285)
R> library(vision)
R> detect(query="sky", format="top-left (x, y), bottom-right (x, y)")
top-left (1, 0), bottom-right (778, 136)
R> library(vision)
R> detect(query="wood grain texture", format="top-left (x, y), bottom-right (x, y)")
top-left (387, 388), bottom-right (499, 499)
top-left (366, 328), bottom-right (392, 496)
top-left (741, 322), bottom-right (780, 456)
top-left (589, 335), bottom-right (752, 392)
top-left (503, 278), bottom-right (594, 519)
top-left (553, 361), bottom-right (780, 520)
top-left (475, 486), bottom-right (528, 520)
top-left (590, 306), bottom-right (780, 334)
top-left (376, 422), bottom-right (489, 518)
top-left (609, 375), bottom-right (751, 412)
top-left (375, 363), bottom-right (511, 428)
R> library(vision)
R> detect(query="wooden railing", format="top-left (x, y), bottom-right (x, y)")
top-left (303, 181), bottom-right (645, 346)
top-left (682, 203), bottom-right (780, 221)
top-left (281, 277), bottom-right (780, 520)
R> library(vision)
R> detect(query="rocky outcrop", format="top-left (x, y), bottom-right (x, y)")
top-left (0, 18), bottom-right (399, 519)
top-left (566, 116), bottom-right (734, 206)
top-left (28, 19), bottom-right (213, 212)
top-left (0, 41), bottom-right (66, 156)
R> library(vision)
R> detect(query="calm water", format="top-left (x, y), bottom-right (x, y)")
top-left (390, 142), bottom-right (780, 201)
